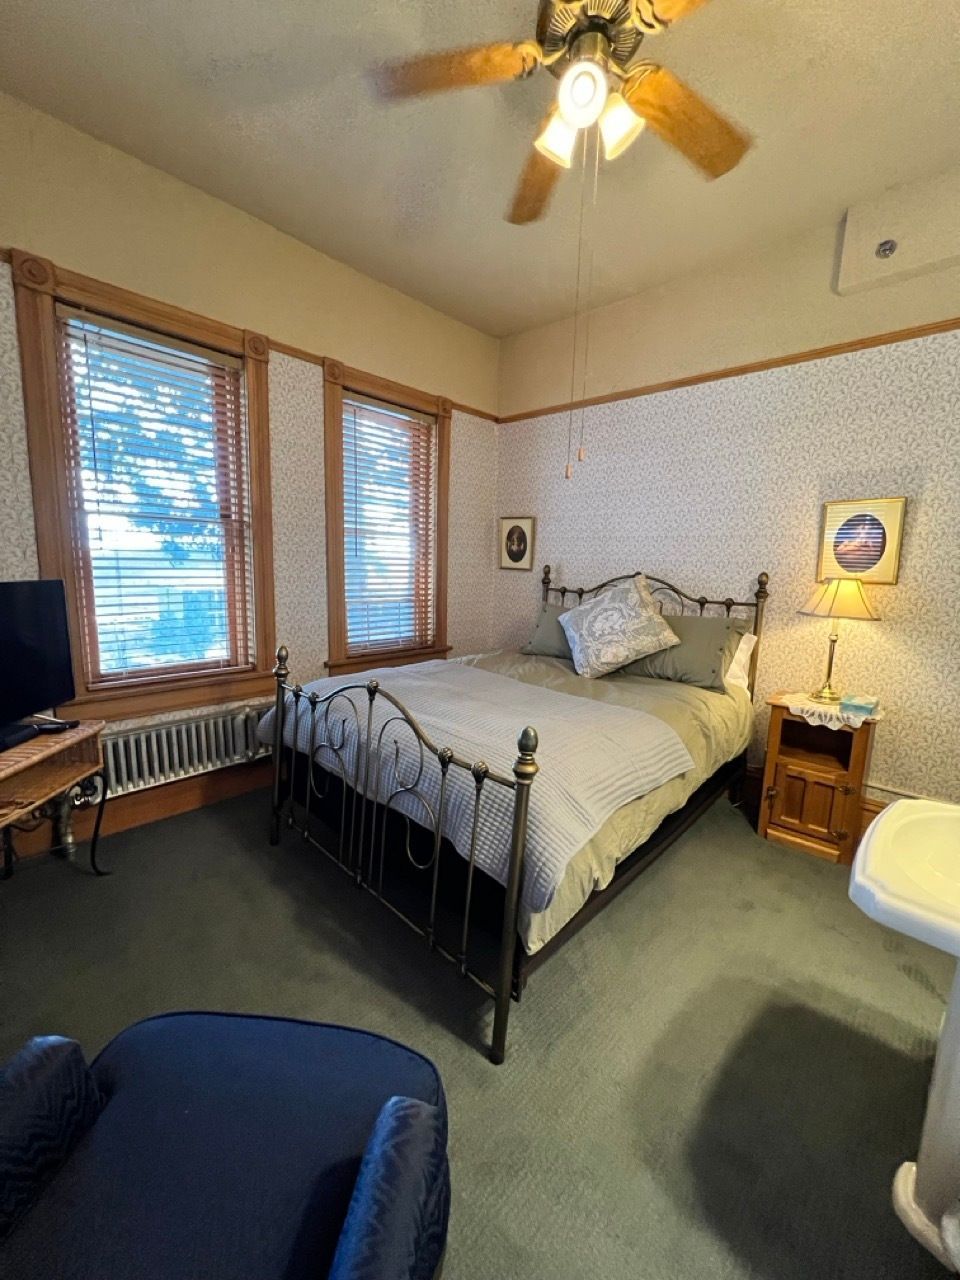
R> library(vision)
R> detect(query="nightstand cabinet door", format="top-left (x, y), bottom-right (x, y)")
top-left (769, 762), bottom-right (847, 845)
top-left (759, 697), bottom-right (877, 865)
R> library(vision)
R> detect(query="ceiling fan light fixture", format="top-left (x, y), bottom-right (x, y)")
top-left (599, 92), bottom-right (646, 160)
top-left (534, 111), bottom-right (579, 168)
top-left (557, 58), bottom-right (609, 129)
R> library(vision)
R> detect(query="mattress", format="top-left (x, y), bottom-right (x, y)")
top-left (454, 652), bottom-right (754, 953)
top-left (259, 656), bottom-right (694, 916)
top-left (260, 649), bottom-right (752, 954)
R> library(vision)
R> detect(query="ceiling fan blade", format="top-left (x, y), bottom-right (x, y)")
top-left (506, 122), bottom-right (564, 225)
top-left (624, 65), bottom-right (750, 178)
top-left (651, 0), bottom-right (713, 23)
top-left (374, 41), bottom-right (540, 99)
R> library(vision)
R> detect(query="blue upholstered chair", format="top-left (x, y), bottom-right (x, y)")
top-left (0, 1013), bottom-right (450, 1279)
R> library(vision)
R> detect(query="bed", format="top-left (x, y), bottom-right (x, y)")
top-left (262, 567), bottom-right (770, 1063)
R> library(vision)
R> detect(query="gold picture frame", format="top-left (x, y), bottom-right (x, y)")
top-left (499, 517), bottom-right (536, 571)
top-left (817, 497), bottom-right (906, 585)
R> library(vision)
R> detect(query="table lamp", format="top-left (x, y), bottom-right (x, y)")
top-left (798, 577), bottom-right (880, 702)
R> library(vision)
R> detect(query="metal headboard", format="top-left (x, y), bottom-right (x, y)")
top-left (541, 566), bottom-right (770, 696)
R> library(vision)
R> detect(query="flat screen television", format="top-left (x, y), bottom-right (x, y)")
top-left (0, 580), bottom-right (75, 728)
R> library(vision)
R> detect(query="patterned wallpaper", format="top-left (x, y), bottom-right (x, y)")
top-left (268, 352), bottom-right (328, 678)
top-left (448, 410), bottom-right (499, 655)
top-left (0, 265), bottom-right (38, 580)
top-left (492, 330), bottom-right (960, 803)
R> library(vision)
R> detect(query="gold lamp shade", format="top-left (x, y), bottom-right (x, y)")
top-left (799, 577), bottom-right (880, 622)
top-left (799, 577), bottom-right (879, 702)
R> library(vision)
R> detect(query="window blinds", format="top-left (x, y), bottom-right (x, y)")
top-left (342, 394), bottom-right (438, 654)
top-left (55, 306), bottom-right (256, 682)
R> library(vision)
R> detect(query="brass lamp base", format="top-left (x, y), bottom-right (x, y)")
top-left (810, 629), bottom-right (842, 703)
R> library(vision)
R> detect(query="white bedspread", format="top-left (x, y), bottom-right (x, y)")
top-left (258, 660), bottom-right (693, 914)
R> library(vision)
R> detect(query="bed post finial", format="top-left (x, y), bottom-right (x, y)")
top-left (274, 645), bottom-right (289, 681)
top-left (491, 726), bottom-right (539, 1066)
top-left (541, 565), bottom-right (551, 602)
top-left (749, 574), bottom-right (770, 701)
top-left (269, 645), bottom-right (290, 845)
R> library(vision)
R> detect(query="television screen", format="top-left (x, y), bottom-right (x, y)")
top-left (0, 580), bottom-right (76, 726)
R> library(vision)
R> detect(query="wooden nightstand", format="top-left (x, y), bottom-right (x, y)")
top-left (758, 692), bottom-right (878, 865)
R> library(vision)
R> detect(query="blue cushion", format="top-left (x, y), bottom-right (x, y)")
top-left (329, 1096), bottom-right (450, 1280)
top-left (0, 1012), bottom-right (446, 1280)
top-left (0, 1036), bottom-right (102, 1239)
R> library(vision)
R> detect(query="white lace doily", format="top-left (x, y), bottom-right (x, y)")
top-left (785, 694), bottom-right (883, 730)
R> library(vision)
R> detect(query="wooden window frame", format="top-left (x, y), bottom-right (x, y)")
top-left (12, 250), bottom-right (276, 719)
top-left (323, 360), bottom-right (450, 676)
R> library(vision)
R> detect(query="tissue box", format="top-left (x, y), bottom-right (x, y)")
top-left (841, 693), bottom-right (880, 717)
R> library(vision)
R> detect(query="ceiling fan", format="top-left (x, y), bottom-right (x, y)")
top-left (373, 0), bottom-right (751, 225)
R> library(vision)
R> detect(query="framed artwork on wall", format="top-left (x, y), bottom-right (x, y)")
top-left (817, 497), bottom-right (907, 584)
top-left (499, 517), bottom-right (536, 571)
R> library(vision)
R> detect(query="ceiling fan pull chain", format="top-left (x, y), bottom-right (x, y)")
top-left (577, 127), bottom-right (601, 465)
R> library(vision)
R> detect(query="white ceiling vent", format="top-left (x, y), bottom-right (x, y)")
top-left (836, 167), bottom-right (960, 296)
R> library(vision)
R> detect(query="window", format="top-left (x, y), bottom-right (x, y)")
top-left (13, 250), bottom-right (275, 715)
top-left (342, 394), bottom-right (437, 655)
top-left (324, 365), bottom-right (450, 673)
top-left (57, 309), bottom-right (255, 683)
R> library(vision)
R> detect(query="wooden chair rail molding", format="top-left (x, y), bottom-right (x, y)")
top-left (6, 243), bottom-right (958, 424)
top-left (497, 312), bottom-right (960, 423)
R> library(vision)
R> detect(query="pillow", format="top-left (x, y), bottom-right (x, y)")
top-left (328, 1095), bottom-right (449, 1280)
top-left (521, 603), bottom-right (573, 660)
top-left (558, 577), bottom-right (679, 678)
top-left (725, 631), bottom-right (757, 692)
top-left (620, 614), bottom-right (750, 691)
top-left (0, 1036), bottom-right (102, 1239)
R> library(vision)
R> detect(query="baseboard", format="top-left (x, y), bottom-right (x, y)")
top-left (10, 758), bottom-right (272, 861)
top-left (745, 764), bottom-right (887, 842)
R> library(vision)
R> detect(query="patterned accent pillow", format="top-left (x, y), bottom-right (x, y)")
top-left (0, 1036), bottom-right (102, 1239)
top-left (558, 577), bottom-right (679, 678)
top-left (328, 1095), bottom-right (449, 1280)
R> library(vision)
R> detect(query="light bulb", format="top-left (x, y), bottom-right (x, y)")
top-left (557, 59), bottom-right (609, 129)
top-left (599, 92), bottom-right (645, 161)
top-left (534, 112), bottom-right (579, 168)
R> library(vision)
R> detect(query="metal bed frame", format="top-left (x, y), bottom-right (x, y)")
top-left (268, 567), bottom-right (769, 1063)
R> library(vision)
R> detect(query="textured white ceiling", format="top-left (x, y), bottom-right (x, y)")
top-left (1, 0), bottom-right (958, 336)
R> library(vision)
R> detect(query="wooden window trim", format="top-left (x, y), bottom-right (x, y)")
top-left (12, 250), bottom-right (276, 720)
top-left (323, 360), bottom-right (450, 673)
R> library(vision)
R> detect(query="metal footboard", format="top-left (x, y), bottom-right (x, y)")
top-left (267, 646), bottom-right (538, 1064)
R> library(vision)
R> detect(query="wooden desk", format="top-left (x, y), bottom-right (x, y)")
top-left (0, 722), bottom-right (108, 878)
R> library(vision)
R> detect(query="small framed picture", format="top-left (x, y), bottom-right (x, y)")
top-left (818, 497), bottom-right (907, 584)
top-left (499, 517), bottom-right (536, 571)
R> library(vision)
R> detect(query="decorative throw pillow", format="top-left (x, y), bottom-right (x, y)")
top-left (620, 614), bottom-right (751, 691)
top-left (725, 632), bottom-right (757, 691)
top-left (0, 1036), bottom-right (102, 1239)
top-left (521, 603), bottom-right (573, 661)
top-left (558, 577), bottom-right (679, 678)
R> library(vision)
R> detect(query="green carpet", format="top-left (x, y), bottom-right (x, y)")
top-left (0, 792), bottom-right (952, 1279)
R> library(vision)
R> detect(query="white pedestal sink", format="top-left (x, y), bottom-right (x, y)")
top-left (851, 798), bottom-right (960, 1270)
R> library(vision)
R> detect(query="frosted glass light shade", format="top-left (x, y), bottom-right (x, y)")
top-left (599, 93), bottom-right (645, 160)
top-left (534, 112), bottom-right (578, 168)
top-left (799, 577), bottom-right (880, 621)
top-left (557, 59), bottom-right (609, 128)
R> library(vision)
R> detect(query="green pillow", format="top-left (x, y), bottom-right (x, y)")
top-left (620, 615), bottom-right (749, 691)
top-left (521, 603), bottom-right (572, 660)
